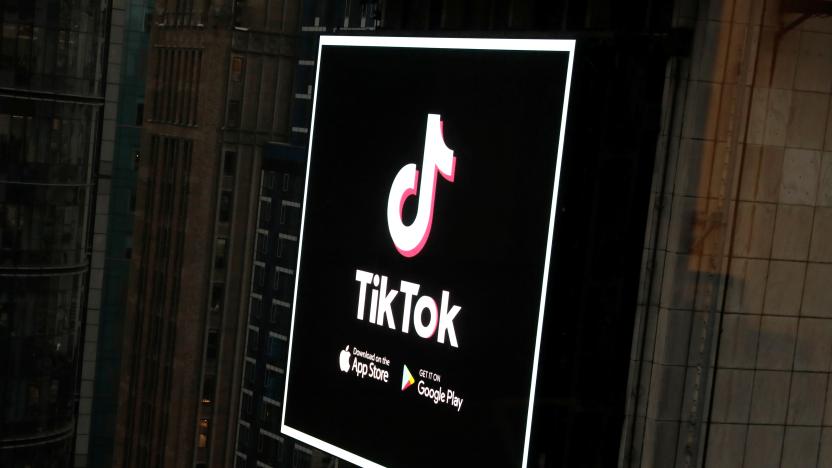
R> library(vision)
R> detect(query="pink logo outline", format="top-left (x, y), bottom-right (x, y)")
top-left (386, 114), bottom-right (456, 257)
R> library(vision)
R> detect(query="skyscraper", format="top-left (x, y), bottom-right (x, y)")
top-left (74, 0), bottom-right (155, 465)
top-left (233, 142), bottom-right (312, 467)
top-left (0, 0), bottom-right (111, 464)
top-left (231, 2), bottom-right (379, 465)
top-left (113, 0), bottom-right (305, 466)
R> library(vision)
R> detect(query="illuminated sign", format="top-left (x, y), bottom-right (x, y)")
top-left (282, 36), bottom-right (574, 467)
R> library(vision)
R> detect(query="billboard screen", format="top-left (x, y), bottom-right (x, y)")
top-left (282, 36), bottom-right (574, 467)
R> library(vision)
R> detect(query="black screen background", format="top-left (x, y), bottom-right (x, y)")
top-left (283, 44), bottom-right (570, 467)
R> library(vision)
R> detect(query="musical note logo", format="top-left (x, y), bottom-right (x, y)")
top-left (386, 114), bottom-right (457, 257)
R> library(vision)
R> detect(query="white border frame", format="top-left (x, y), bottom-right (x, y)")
top-left (281, 35), bottom-right (575, 468)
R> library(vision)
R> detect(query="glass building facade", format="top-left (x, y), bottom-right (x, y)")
top-left (84, 0), bottom-right (151, 464)
top-left (0, 0), bottom-right (109, 464)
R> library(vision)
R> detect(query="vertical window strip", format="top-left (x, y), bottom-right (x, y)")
top-left (176, 49), bottom-right (186, 124)
top-left (272, 57), bottom-right (283, 133)
top-left (169, 48), bottom-right (179, 122)
top-left (152, 49), bottom-right (162, 120)
top-left (159, 49), bottom-right (169, 122)
top-left (191, 50), bottom-right (202, 125)
top-left (182, 50), bottom-right (193, 125)
top-left (163, 48), bottom-right (173, 121)
top-left (171, 49), bottom-right (180, 124)
top-left (188, 51), bottom-right (194, 122)
top-left (155, 47), bottom-right (169, 122)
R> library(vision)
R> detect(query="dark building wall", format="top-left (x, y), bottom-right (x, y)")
top-left (623, 2), bottom-right (832, 467)
top-left (114, 0), bottom-right (303, 465)
top-left (114, 25), bottom-right (234, 467)
top-left (80, 0), bottom-right (154, 465)
top-left (233, 146), bottom-right (306, 467)
top-left (0, 0), bottom-right (110, 464)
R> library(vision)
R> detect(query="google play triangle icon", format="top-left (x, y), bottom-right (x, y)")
top-left (401, 365), bottom-right (415, 391)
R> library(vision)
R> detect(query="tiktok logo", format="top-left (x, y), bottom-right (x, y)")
top-left (386, 114), bottom-right (457, 257)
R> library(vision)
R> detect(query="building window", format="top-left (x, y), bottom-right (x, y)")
top-left (282, 173), bottom-right (290, 192)
top-left (206, 330), bottom-right (219, 360)
top-left (254, 264), bottom-right (264, 288)
top-left (202, 376), bottom-right (215, 404)
top-left (227, 100), bottom-right (240, 128)
top-left (263, 171), bottom-right (275, 189)
top-left (266, 335), bottom-right (275, 357)
top-left (270, 302), bottom-right (281, 323)
top-left (273, 268), bottom-right (281, 291)
top-left (278, 439), bottom-right (286, 462)
top-left (198, 418), bottom-right (210, 448)
top-left (264, 368), bottom-right (283, 400)
top-left (150, 48), bottom-right (202, 125)
top-left (219, 190), bottom-right (233, 222)
top-left (274, 268), bottom-right (294, 299)
top-left (231, 56), bottom-right (245, 82)
top-left (244, 361), bottom-right (255, 386)
top-left (136, 102), bottom-right (144, 126)
top-left (258, 401), bottom-right (268, 422)
top-left (257, 232), bottom-right (268, 254)
top-left (259, 200), bottom-right (272, 226)
top-left (248, 328), bottom-right (259, 352)
top-left (293, 449), bottom-right (312, 468)
top-left (276, 237), bottom-right (284, 258)
top-left (251, 296), bottom-right (262, 320)
top-left (211, 284), bottom-right (224, 314)
top-left (224, 151), bottom-right (236, 175)
top-left (242, 392), bottom-right (253, 417)
top-left (267, 335), bottom-right (283, 360)
top-left (214, 238), bottom-right (228, 270)
top-left (239, 424), bottom-right (250, 449)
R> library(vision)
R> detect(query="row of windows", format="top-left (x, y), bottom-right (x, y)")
top-left (242, 359), bottom-right (285, 400)
top-left (0, 24), bottom-right (104, 93)
top-left (200, 152), bottom-right (237, 414)
top-left (220, 190), bottom-right (233, 223)
top-left (202, 148), bottom-right (237, 409)
top-left (252, 264), bottom-right (294, 300)
top-left (225, 52), bottom-right (294, 133)
top-left (0, 111), bottom-right (93, 168)
top-left (233, 0), bottom-right (300, 32)
top-left (0, 184), bottom-right (87, 266)
top-left (236, 167), bottom-right (306, 464)
top-left (255, 230), bottom-right (298, 259)
top-left (249, 296), bottom-right (291, 325)
top-left (150, 47), bottom-right (202, 125)
top-left (247, 328), bottom-right (287, 360)
top-left (159, 0), bottom-right (202, 27)
top-left (240, 392), bottom-right (281, 428)
top-left (237, 424), bottom-right (287, 462)
top-left (262, 171), bottom-right (292, 193)
top-left (1, 0), bottom-right (102, 30)
top-left (258, 198), bottom-right (301, 229)
top-left (124, 134), bottom-right (191, 459)
top-left (0, 275), bottom-right (80, 434)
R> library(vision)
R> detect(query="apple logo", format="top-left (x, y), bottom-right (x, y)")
top-left (339, 346), bottom-right (351, 372)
